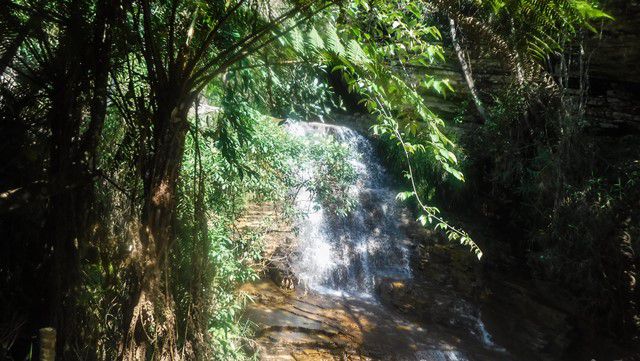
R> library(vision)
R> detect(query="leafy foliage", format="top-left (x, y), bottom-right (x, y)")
top-left (335, 0), bottom-right (482, 257)
top-left (294, 129), bottom-right (359, 216)
top-left (1, 0), bottom-right (635, 359)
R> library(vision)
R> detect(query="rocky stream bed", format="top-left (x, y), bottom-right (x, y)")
top-left (239, 121), bottom-right (580, 361)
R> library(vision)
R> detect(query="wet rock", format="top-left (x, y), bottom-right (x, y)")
top-left (242, 280), bottom-right (509, 361)
top-left (376, 279), bottom-right (418, 314)
top-left (379, 228), bottom-right (575, 361)
top-left (480, 282), bottom-right (574, 361)
top-left (376, 278), bottom-right (486, 338)
top-left (267, 258), bottom-right (298, 291)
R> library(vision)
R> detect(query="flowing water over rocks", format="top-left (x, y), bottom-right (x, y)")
top-left (242, 280), bottom-right (508, 360)
top-left (285, 121), bottom-right (412, 296)
top-left (242, 121), bottom-right (515, 360)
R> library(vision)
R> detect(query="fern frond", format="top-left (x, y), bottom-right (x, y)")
top-left (306, 26), bottom-right (325, 53)
top-left (345, 39), bottom-right (370, 65)
top-left (288, 26), bottom-right (305, 54)
top-left (324, 22), bottom-right (345, 56)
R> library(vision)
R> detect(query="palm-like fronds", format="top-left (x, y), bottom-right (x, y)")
top-left (431, 0), bottom-right (612, 87)
top-left (490, 0), bottom-right (612, 60)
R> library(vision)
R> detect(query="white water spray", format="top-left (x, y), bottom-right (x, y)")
top-left (286, 121), bottom-right (412, 297)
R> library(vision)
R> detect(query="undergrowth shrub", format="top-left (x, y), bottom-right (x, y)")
top-left (457, 84), bottom-right (640, 345)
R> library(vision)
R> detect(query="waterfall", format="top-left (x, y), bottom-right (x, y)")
top-left (286, 121), bottom-right (412, 297)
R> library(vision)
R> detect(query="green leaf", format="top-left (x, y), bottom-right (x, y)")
top-left (396, 191), bottom-right (415, 201)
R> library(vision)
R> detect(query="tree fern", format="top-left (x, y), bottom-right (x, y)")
top-left (287, 26), bottom-right (305, 54)
top-left (324, 21), bottom-right (345, 56)
top-left (306, 26), bottom-right (326, 53)
top-left (432, 0), bottom-right (612, 83)
top-left (344, 39), bottom-right (370, 65)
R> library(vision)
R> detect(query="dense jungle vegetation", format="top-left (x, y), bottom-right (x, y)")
top-left (0, 0), bottom-right (637, 360)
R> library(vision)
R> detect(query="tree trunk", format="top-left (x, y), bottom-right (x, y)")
top-left (189, 100), bottom-right (211, 358)
top-left (122, 99), bottom-right (191, 361)
top-left (46, 2), bottom-right (114, 354)
top-left (47, 86), bottom-right (88, 359)
top-left (46, 18), bottom-right (86, 352)
top-left (449, 17), bottom-right (488, 124)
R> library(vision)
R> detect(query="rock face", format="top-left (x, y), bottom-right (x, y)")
top-left (374, 220), bottom-right (577, 361)
top-left (241, 280), bottom-right (511, 361)
top-left (589, 1), bottom-right (640, 84)
top-left (479, 281), bottom-right (574, 361)
top-left (583, 0), bottom-right (640, 134)
top-left (241, 281), bottom-right (361, 361)
top-left (234, 202), bottom-right (303, 290)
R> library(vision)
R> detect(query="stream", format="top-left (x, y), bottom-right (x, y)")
top-left (242, 121), bottom-right (516, 360)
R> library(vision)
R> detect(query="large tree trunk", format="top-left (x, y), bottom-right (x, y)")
top-left (46, 13), bottom-right (86, 353)
top-left (122, 97), bottom-right (191, 361)
top-left (46, 74), bottom-right (89, 361)
top-left (45, 2), bottom-right (114, 355)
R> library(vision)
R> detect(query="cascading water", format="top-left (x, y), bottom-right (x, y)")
top-left (245, 120), bottom-right (509, 360)
top-left (286, 121), bottom-right (412, 297)
top-left (282, 120), bottom-right (505, 357)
